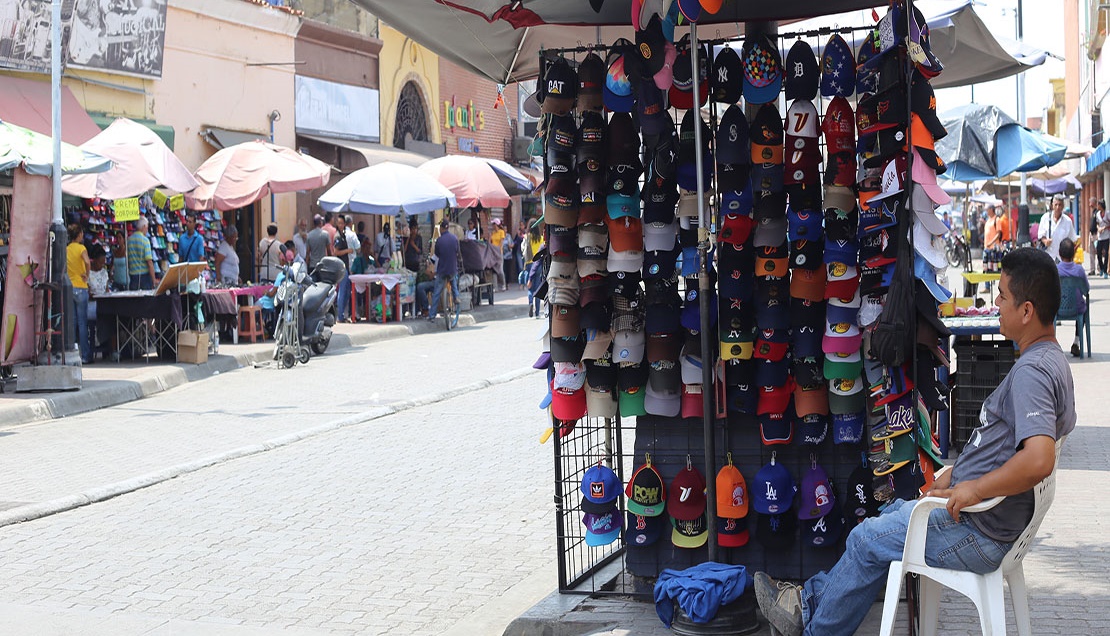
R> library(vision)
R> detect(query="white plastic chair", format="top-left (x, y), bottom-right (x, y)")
top-left (878, 435), bottom-right (1067, 636)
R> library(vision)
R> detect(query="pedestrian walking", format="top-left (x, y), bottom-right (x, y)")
top-left (490, 217), bottom-right (507, 291)
top-left (1056, 238), bottom-right (1089, 357)
top-left (258, 224), bottom-right (282, 283)
top-left (1095, 200), bottom-right (1109, 278)
top-left (306, 214), bottom-right (330, 270)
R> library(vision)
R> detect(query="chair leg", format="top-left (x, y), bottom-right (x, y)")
top-left (1007, 567), bottom-right (1032, 636)
top-left (1085, 313), bottom-right (1093, 358)
top-left (878, 565), bottom-right (904, 636)
top-left (917, 576), bottom-right (944, 636)
top-left (974, 571), bottom-right (1007, 636)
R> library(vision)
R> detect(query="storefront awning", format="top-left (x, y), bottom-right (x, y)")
top-left (0, 75), bottom-right (103, 145)
top-left (299, 133), bottom-right (431, 168)
top-left (200, 126), bottom-right (268, 150)
top-left (89, 114), bottom-right (175, 150)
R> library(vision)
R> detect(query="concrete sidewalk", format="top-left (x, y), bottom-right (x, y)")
top-left (508, 272), bottom-right (1110, 636)
top-left (0, 289), bottom-right (532, 429)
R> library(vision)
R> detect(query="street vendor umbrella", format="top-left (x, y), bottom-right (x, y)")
top-left (61, 118), bottom-right (199, 199)
top-left (0, 120), bottom-right (112, 176)
top-left (317, 161), bottom-right (457, 215)
top-left (935, 104), bottom-right (1016, 182)
top-left (185, 140), bottom-right (331, 211)
top-left (418, 155), bottom-right (511, 209)
top-left (352, 0), bottom-right (886, 84)
top-left (993, 126), bottom-right (1069, 177)
top-left (485, 158), bottom-right (536, 195)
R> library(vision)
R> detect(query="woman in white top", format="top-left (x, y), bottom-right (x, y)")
top-left (215, 225), bottom-right (241, 284)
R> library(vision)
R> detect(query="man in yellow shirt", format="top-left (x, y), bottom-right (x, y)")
top-left (490, 218), bottom-right (507, 291)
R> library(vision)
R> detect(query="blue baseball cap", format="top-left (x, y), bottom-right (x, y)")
top-left (606, 192), bottom-right (640, 220)
top-left (603, 49), bottom-right (634, 113)
top-left (753, 459), bottom-right (796, 514)
top-left (721, 187), bottom-right (754, 216)
top-left (742, 34), bottom-right (783, 105)
top-left (826, 303), bottom-right (859, 327)
top-left (582, 507), bottom-right (622, 546)
top-left (637, 80), bottom-right (669, 136)
top-left (624, 511), bottom-right (664, 547)
top-left (792, 325), bottom-right (823, 359)
top-left (915, 254), bottom-right (953, 302)
top-left (787, 208), bottom-right (823, 241)
top-left (726, 383), bottom-right (758, 414)
top-left (833, 411), bottom-right (865, 443)
top-left (680, 287), bottom-right (718, 331)
top-left (755, 357), bottom-right (790, 388)
top-left (716, 105), bottom-right (751, 165)
top-left (680, 246), bottom-right (699, 277)
top-left (802, 501), bottom-right (846, 547)
top-left (718, 266), bottom-right (755, 301)
top-left (580, 464), bottom-right (622, 513)
top-left (824, 237), bottom-right (859, 265)
top-left (820, 34), bottom-right (855, 98)
top-left (751, 162), bottom-right (784, 194)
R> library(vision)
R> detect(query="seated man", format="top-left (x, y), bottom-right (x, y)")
top-left (756, 247), bottom-right (1076, 636)
top-left (1055, 238), bottom-right (1089, 357)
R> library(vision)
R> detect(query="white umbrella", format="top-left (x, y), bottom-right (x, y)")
top-left (317, 161), bottom-right (457, 215)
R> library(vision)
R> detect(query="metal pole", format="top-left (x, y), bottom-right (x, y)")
top-left (689, 22), bottom-right (718, 562)
top-left (50, 0), bottom-right (75, 359)
top-left (51, 0), bottom-right (61, 224)
top-left (1016, 0), bottom-right (1028, 205)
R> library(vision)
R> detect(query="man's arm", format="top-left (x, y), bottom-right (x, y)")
top-left (927, 435), bottom-right (1056, 521)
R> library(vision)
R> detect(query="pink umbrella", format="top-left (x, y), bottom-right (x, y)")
top-left (186, 140), bottom-right (331, 211)
top-left (418, 155), bottom-right (511, 208)
top-left (62, 118), bottom-right (199, 199)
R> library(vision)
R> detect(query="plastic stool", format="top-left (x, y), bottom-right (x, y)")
top-left (238, 305), bottom-right (265, 343)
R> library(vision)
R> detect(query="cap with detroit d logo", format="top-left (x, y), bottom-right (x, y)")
top-left (580, 464), bottom-right (622, 514)
top-left (625, 460), bottom-right (667, 517)
top-left (667, 465), bottom-right (707, 521)
top-left (784, 39), bottom-right (819, 100)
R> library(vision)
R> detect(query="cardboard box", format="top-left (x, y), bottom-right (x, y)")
top-left (177, 330), bottom-right (210, 364)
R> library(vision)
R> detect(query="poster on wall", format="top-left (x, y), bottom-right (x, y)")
top-left (67, 0), bottom-right (167, 79)
top-left (0, 0), bottom-right (76, 74)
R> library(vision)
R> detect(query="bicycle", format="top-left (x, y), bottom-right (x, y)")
top-left (441, 277), bottom-right (459, 331)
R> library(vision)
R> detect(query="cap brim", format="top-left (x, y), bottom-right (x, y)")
top-left (672, 526), bottom-right (709, 548)
top-left (585, 527), bottom-right (621, 546)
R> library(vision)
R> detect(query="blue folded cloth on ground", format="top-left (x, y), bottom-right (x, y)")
top-left (653, 561), bottom-right (749, 627)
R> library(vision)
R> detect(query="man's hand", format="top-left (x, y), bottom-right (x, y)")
top-left (926, 480), bottom-right (985, 522)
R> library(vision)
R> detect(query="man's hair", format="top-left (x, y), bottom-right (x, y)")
top-left (1001, 247), bottom-right (1060, 325)
top-left (324, 211), bottom-right (334, 223)
top-left (439, 219), bottom-right (450, 230)
top-left (1100, 199), bottom-right (1107, 211)
top-left (267, 224), bottom-right (278, 236)
top-left (313, 214), bottom-right (324, 227)
top-left (135, 217), bottom-right (149, 230)
top-left (1059, 238), bottom-right (1076, 262)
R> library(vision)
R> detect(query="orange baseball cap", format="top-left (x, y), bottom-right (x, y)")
top-left (716, 464), bottom-right (750, 518)
top-left (790, 267), bottom-right (827, 302)
top-left (606, 216), bottom-right (644, 252)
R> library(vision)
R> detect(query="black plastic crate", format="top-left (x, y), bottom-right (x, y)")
top-left (951, 339), bottom-right (1016, 450)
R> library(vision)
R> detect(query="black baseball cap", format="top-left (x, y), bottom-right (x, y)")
top-left (607, 113), bottom-right (642, 170)
top-left (541, 56), bottom-right (577, 115)
top-left (577, 52), bottom-right (606, 112)
top-left (784, 39), bottom-right (819, 100)
top-left (712, 46), bottom-right (743, 104)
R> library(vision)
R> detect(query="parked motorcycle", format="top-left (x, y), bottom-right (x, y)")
top-left (945, 230), bottom-right (970, 270)
top-left (272, 257), bottom-right (341, 367)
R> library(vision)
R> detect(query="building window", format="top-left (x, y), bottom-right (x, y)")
top-left (394, 81), bottom-right (429, 150)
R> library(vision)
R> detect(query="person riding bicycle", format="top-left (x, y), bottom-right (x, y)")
top-left (426, 220), bottom-right (461, 322)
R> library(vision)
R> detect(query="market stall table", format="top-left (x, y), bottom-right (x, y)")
top-left (95, 290), bottom-right (183, 362)
top-left (960, 271), bottom-right (1001, 299)
top-left (349, 273), bottom-right (413, 323)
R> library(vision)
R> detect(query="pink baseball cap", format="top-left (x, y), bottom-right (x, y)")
top-left (911, 148), bottom-right (951, 206)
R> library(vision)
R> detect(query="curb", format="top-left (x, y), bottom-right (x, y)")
top-left (0, 303), bottom-right (531, 429)
top-left (0, 365), bottom-right (540, 529)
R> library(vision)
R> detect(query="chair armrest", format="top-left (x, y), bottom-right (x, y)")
top-left (901, 496), bottom-right (1006, 566)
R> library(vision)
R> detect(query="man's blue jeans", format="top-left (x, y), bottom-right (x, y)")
top-left (427, 273), bottom-right (459, 319)
top-left (801, 498), bottom-right (1014, 636)
top-left (73, 288), bottom-right (89, 362)
top-left (336, 273), bottom-right (351, 321)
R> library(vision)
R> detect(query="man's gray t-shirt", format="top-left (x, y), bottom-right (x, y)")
top-left (306, 228), bottom-right (329, 269)
top-left (951, 341), bottom-right (1075, 542)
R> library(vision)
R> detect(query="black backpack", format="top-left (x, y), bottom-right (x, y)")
top-left (870, 211), bottom-right (916, 367)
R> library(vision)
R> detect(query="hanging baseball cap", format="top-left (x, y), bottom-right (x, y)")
top-left (798, 463), bottom-right (835, 519)
top-left (635, 13), bottom-right (668, 78)
top-left (625, 460), bottom-right (666, 516)
top-left (672, 513), bottom-right (709, 549)
top-left (753, 458), bottom-right (795, 514)
top-left (742, 34), bottom-right (782, 105)
top-left (624, 511), bottom-right (665, 547)
top-left (716, 104), bottom-right (750, 166)
top-left (669, 37), bottom-right (710, 110)
top-left (784, 39), bottom-right (820, 100)
top-left (603, 42), bottom-right (635, 113)
top-left (819, 34), bottom-right (855, 98)
top-left (712, 46), bottom-right (743, 104)
top-left (910, 115), bottom-right (947, 175)
top-left (832, 411), bottom-right (865, 444)
top-left (576, 52), bottom-right (606, 112)
top-left (637, 81), bottom-right (669, 136)
top-left (855, 31), bottom-right (881, 94)
top-left (802, 501), bottom-right (846, 547)
top-left (580, 463), bottom-right (622, 513)
top-left (667, 464), bottom-right (707, 520)
top-left (828, 375), bottom-right (865, 414)
top-left (911, 149), bottom-right (952, 207)
top-left (541, 56), bottom-right (578, 115)
top-left (822, 97), bottom-right (856, 154)
top-left (716, 463), bottom-right (750, 519)
top-left (582, 507), bottom-right (622, 546)
top-left (717, 515), bottom-right (750, 548)
top-left (750, 103), bottom-right (784, 165)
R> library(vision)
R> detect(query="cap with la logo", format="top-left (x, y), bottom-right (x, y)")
top-left (625, 461), bottom-right (667, 517)
top-left (666, 465), bottom-right (707, 521)
top-left (753, 458), bottom-right (796, 514)
top-left (580, 464), bottom-right (622, 514)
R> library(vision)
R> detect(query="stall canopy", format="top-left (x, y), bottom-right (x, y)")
top-left (61, 118), bottom-right (199, 199)
top-left (352, 0), bottom-right (886, 84)
top-left (935, 104), bottom-right (1073, 181)
top-left (0, 120), bottom-right (112, 176)
top-left (485, 158), bottom-right (536, 195)
top-left (186, 141), bottom-right (331, 211)
top-left (317, 161), bottom-right (457, 215)
top-left (298, 134), bottom-right (430, 169)
top-left (419, 155), bottom-right (511, 208)
top-left (0, 75), bottom-right (103, 145)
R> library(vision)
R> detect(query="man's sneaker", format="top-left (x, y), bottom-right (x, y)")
top-left (1071, 342), bottom-right (1081, 357)
top-left (754, 572), bottom-right (803, 636)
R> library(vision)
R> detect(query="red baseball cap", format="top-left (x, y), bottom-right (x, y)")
top-left (667, 465), bottom-right (708, 521)
top-left (822, 97), bottom-right (856, 154)
top-left (757, 377), bottom-right (795, 415)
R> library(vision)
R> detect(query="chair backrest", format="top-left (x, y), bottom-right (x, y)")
top-left (1001, 434), bottom-right (1067, 572)
top-left (1057, 277), bottom-right (1083, 320)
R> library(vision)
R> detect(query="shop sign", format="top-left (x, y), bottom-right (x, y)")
top-left (169, 194), bottom-right (185, 211)
top-left (114, 198), bottom-right (141, 222)
top-left (152, 190), bottom-right (168, 209)
top-left (458, 138), bottom-right (480, 153)
top-left (295, 76), bottom-right (380, 142)
top-left (443, 97), bottom-right (485, 132)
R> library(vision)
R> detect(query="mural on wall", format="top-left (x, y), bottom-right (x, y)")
top-left (68, 0), bottom-right (168, 79)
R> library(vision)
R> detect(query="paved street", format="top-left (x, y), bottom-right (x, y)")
top-left (0, 315), bottom-right (556, 635)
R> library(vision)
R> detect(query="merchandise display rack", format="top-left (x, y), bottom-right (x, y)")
top-left (540, 0), bottom-right (950, 599)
